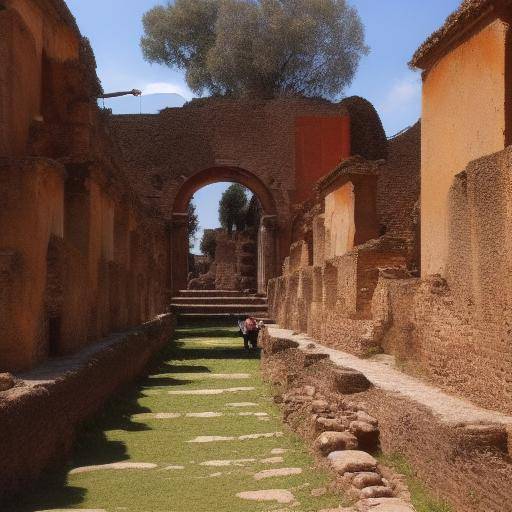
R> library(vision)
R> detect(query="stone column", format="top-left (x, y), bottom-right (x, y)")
top-left (170, 213), bottom-right (189, 294)
top-left (258, 215), bottom-right (277, 295)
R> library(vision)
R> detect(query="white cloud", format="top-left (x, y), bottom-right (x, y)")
top-left (142, 82), bottom-right (194, 99)
top-left (380, 74), bottom-right (421, 114)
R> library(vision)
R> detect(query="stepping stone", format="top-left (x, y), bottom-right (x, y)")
top-left (271, 448), bottom-right (287, 455)
top-left (327, 451), bottom-right (377, 474)
top-left (162, 465), bottom-right (185, 470)
top-left (168, 387), bottom-right (255, 395)
top-left (227, 402), bottom-right (258, 407)
top-left (187, 412), bottom-right (223, 418)
top-left (238, 412), bottom-right (269, 416)
top-left (199, 373), bottom-right (251, 379)
top-left (254, 467), bottom-right (303, 480)
top-left (237, 489), bottom-right (295, 504)
top-left (69, 462), bottom-right (157, 474)
top-left (356, 498), bottom-right (415, 511)
top-left (200, 459), bottom-right (257, 466)
top-left (260, 456), bottom-right (284, 464)
top-left (188, 432), bottom-right (283, 443)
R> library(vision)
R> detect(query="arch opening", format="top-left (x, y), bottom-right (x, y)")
top-left (170, 167), bottom-right (277, 295)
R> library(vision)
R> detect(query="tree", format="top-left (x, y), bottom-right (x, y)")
top-left (200, 230), bottom-right (217, 259)
top-left (141, 0), bottom-right (368, 99)
top-left (188, 200), bottom-right (199, 250)
top-left (219, 183), bottom-right (248, 234)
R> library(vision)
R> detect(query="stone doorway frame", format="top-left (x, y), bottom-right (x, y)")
top-left (170, 166), bottom-right (278, 294)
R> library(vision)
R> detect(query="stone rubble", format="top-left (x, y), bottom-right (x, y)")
top-left (266, 378), bottom-right (416, 511)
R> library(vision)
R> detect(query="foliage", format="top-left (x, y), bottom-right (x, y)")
top-left (141, 0), bottom-right (368, 99)
top-left (200, 230), bottom-right (217, 259)
top-left (188, 200), bottom-right (199, 250)
top-left (218, 183), bottom-right (248, 234)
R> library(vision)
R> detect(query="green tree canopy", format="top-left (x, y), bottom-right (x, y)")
top-left (200, 230), bottom-right (217, 259)
top-left (188, 200), bottom-right (199, 250)
top-left (219, 183), bottom-right (248, 234)
top-left (141, 0), bottom-right (368, 99)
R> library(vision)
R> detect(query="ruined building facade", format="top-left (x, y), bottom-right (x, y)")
top-left (0, 0), bottom-right (172, 372)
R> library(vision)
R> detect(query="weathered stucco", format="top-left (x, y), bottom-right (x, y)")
top-left (421, 18), bottom-right (509, 276)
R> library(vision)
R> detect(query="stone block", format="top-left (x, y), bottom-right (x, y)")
top-left (327, 450), bottom-right (377, 474)
top-left (315, 431), bottom-right (358, 455)
top-left (352, 472), bottom-right (383, 489)
top-left (333, 367), bottom-right (372, 394)
top-left (356, 498), bottom-right (415, 512)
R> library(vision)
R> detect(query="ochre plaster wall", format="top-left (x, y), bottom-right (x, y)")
top-left (324, 183), bottom-right (356, 259)
top-left (421, 19), bottom-right (509, 276)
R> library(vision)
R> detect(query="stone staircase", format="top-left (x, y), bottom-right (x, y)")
top-left (170, 290), bottom-right (270, 321)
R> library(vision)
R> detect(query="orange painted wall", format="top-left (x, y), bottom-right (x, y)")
top-left (421, 19), bottom-right (509, 277)
top-left (295, 116), bottom-right (351, 203)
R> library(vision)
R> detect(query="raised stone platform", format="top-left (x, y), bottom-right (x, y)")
top-left (0, 314), bottom-right (176, 502)
top-left (264, 324), bottom-right (512, 512)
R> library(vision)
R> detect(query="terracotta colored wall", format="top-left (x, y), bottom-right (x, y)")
top-left (421, 19), bottom-right (509, 276)
top-left (294, 116), bottom-right (351, 203)
top-left (0, 159), bottom-right (65, 369)
top-left (0, 9), bottom-right (41, 156)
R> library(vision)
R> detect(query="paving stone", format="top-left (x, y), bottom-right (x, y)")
top-left (253, 467), bottom-right (303, 480)
top-left (69, 462), bottom-right (157, 474)
top-left (168, 387), bottom-right (254, 395)
top-left (356, 497), bottom-right (415, 511)
top-left (237, 489), bottom-right (296, 503)
top-left (327, 450), bottom-right (377, 474)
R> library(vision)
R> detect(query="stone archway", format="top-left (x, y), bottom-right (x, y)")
top-left (170, 166), bottom-right (278, 294)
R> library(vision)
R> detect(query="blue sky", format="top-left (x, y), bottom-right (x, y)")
top-left (66, 0), bottom-right (460, 251)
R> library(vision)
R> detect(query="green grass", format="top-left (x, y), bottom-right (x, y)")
top-left (377, 453), bottom-right (453, 512)
top-left (10, 322), bottom-right (347, 512)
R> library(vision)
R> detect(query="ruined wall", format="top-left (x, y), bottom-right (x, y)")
top-left (373, 145), bottom-right (512, 413)
top-left (0, 314), bottom-right (175, 502)
top-left (0, 0), bottom-right (170, 371)
top-left (268, 117), bottom-right (419, 357)
top-left (377, 122), bottom-right (420, 242)
top-left (421, 18), bottom-right (510, 276)
top-left (260, 326), bottom-right (512, 512)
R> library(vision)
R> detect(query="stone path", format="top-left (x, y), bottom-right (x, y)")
top-left (268, 326), bottom-right (512, 428)
top-left (11, 322), bottom-right (348, 512)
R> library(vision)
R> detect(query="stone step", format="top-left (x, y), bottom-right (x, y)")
top-left (176, 290), bottom-right (258, 298)
top-left (177, 313), bottom-right (273, 323)
top-left (171, 296), bottom-right (267, 305)
top-left (171, 304), bottom-right (268, 314)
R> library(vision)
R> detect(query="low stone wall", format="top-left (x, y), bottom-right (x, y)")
top-left (261, 325), bottom-right (512, 512)
top-left (0, 313), bottom-right (176, 502)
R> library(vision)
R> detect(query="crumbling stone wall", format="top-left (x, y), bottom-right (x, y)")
top-left (268, 121), bottom-right (419, 358)
top-left (0, 0), bottom-right (170, 371)
top-left (372, 144), bottom-right (512, 414)
top-left (189, 228), bottom-right (258, 291)
top-left (260, 326), bottom-right (512, 512)
top-left (0, 314), bottom-right (175, 502)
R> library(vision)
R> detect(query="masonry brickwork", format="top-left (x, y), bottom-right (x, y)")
top-left (0, 0), bottom-right (171, 372)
